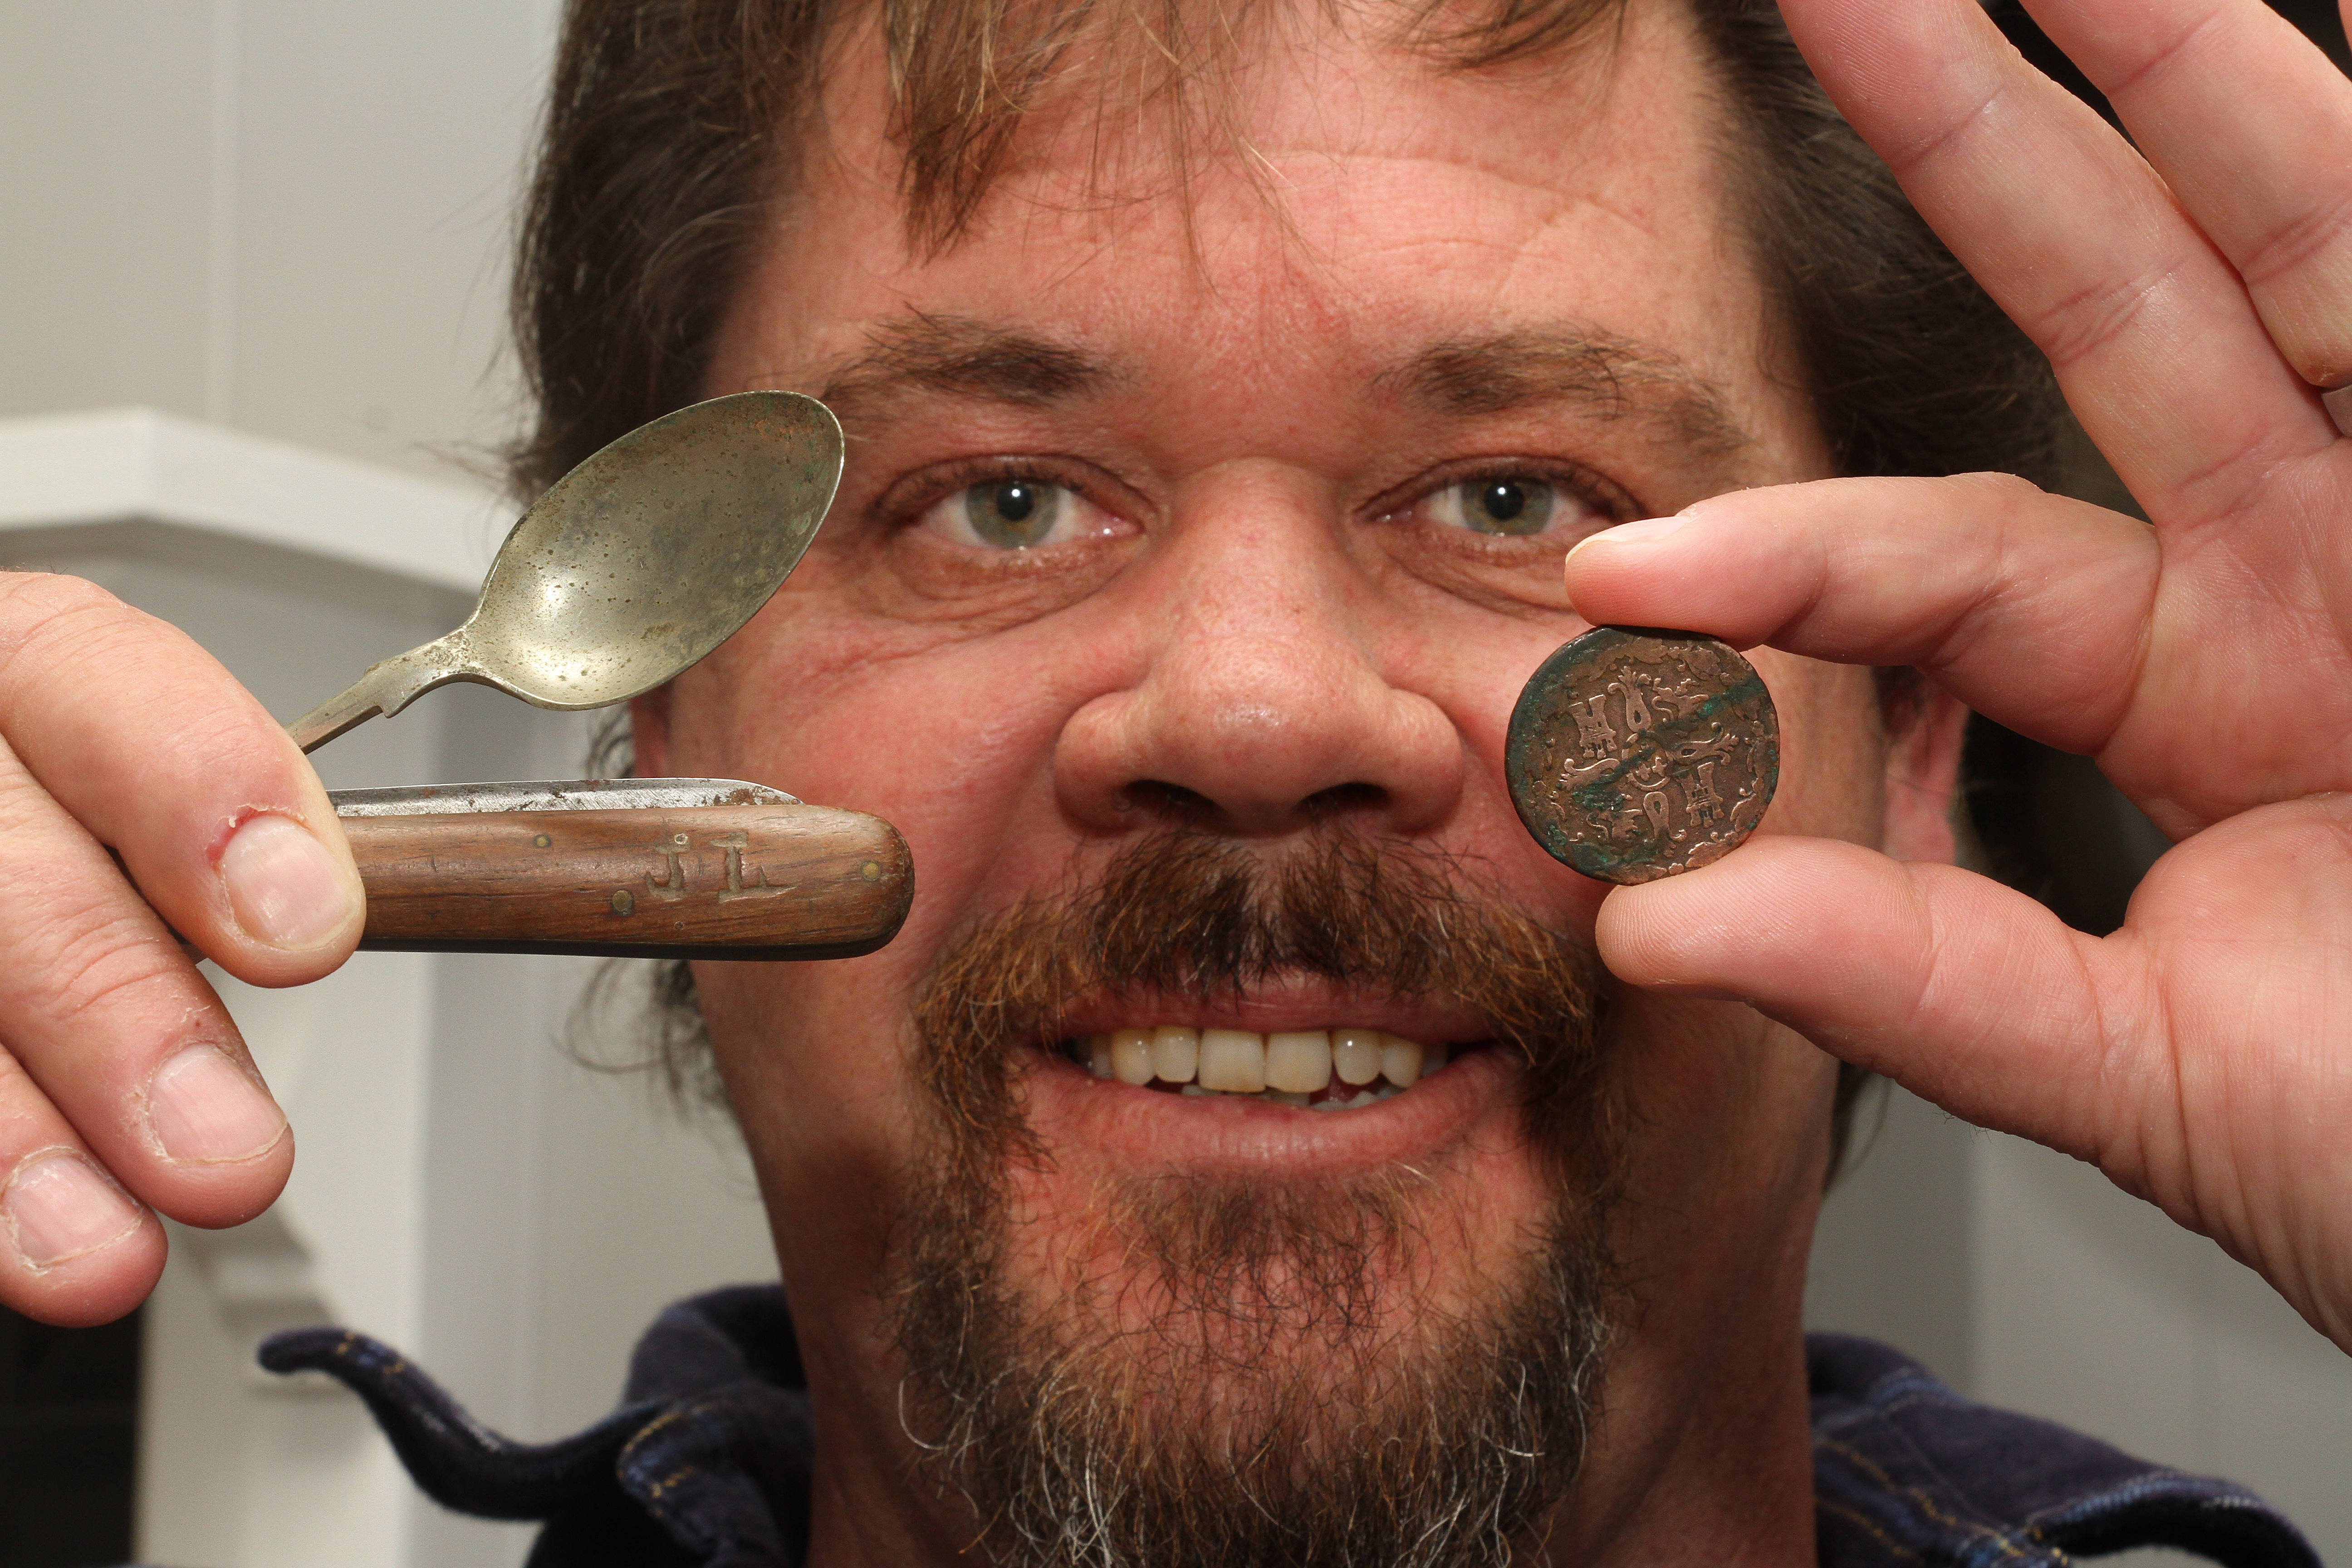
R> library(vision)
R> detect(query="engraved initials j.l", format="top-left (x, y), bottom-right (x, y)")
top-left (646, 833), bottom-right (691, 901)
top-left (712, 831), bottom-right (794, 902)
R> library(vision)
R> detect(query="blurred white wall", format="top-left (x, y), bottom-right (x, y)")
top-left (1, 5), bottom-right (776, 1566)
top-left (5, 4), bottom-right (2350, 1568)
top-left (1, 0), bottom-right (546, 481)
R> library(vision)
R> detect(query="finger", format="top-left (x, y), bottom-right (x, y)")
top-left (0, 1053), bottom-right (168, 1326)
top-left (2024, 0), bottom-right (2352, 389)
top-left (1778, 0), bottom-right (2337, 516)
top-left (1599, 810), bottom-right (2352, 1350)
top-left (0, 734), bottom-right (296, 1232)
top-left (0, 573), bottom-right (364, 985)
top-left (1593, 836), bottom-right (2137, 1173)
top-left (1563, 474), bottom-right (2159, 755)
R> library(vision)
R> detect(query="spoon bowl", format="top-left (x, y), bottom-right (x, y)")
top-left (288, 391), bottom-right (843, 752)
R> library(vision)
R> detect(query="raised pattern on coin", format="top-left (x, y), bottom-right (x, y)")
top-left (1505, 627), bottom-right (1779, 885)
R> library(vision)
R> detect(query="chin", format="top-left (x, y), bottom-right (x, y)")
top-left (880, 986), bottom-right (1622, 1566)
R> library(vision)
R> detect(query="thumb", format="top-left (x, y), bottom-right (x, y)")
top-left (1594, 835), bottom-right (2136, 1166)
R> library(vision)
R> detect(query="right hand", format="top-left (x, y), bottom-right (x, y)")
top-left (1566, 0), bottom-right (2352, 1350)
top-left (0, 573), bottom-right (363, 1325)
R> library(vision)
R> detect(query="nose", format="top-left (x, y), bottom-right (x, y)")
top-left (1055, 495), bottom-right (1465, 839)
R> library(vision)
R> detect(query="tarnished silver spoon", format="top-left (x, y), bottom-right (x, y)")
top-left (286, 390), bottom-right (843, 753)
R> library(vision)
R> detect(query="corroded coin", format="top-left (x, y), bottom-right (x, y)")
top-left (1505, 627), bottom-right (1779, 885)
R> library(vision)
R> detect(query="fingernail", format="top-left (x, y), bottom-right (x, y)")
top-left (149, 1046), bottom-right (288, 1164)
top-left (220, 813), bottom-right (353, 950)
top-left (4, 1154), bottom-right (144, 1269)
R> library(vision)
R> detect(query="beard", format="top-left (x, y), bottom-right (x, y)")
top-left (891, 829), bottom-right (1623, 1568)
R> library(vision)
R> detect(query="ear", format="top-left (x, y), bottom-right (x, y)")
top-left (628, 686), bottom-right (675, 778)
top-left (1880, 682), bottom-right (1969, 864)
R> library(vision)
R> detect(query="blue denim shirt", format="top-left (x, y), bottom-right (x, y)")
top-left (262, 1287), bottom-right (2319, 1568)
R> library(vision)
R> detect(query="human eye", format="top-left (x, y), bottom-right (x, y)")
top-left (1367, 460), bottom-right (1637, 613)
top-left (1416, 473), bottom-right (1604, 538)
top-left (914, 474), bottom-right (1119, 551)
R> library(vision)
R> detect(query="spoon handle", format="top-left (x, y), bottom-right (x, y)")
top-left (287, 681), bottom-right (388, 754)
top-left (286, 645), bottom-right (460, 753)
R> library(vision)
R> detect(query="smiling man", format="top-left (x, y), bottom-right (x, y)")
top-left (570, 4), bottom-right (1951, 1559)
top-left (6, 0), bottom-right (2352, 1564)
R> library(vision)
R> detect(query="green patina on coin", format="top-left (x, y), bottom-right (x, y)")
top-left (1506, 626), bottom-right (1779, 885)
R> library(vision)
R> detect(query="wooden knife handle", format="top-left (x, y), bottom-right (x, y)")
top-left (345, 804), bottom-right (912, 960)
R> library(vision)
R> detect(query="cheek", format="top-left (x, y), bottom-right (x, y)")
top-left (1609, 995), bottom-right (1833, 1200)
top-left (1599, 991), bottom-right (1836, 1325)
top-left (698, 954), bottom-right (917, 1265)
top-left (1755, 658), bottom-right (1887, 846)
top-left (657, 591), bottom-right (1134, 1245)
top-left (665, 587), bottom-right (1125, 927)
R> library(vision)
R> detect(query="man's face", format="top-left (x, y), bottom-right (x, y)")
top-left (635, 1), bottom-right (1947, 1559)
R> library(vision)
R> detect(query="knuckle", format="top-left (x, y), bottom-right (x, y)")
top-left (0, 575), bottom-right (289, 791)
top-left (24, 918), bottom-right (187, 1036)
top-left (0, 858), bottom-right (188, 1033)
top-left (2026, 264), bottom-right (2172, 375)
top-left (2096, 4), bottom-right (2224, 104)
top-left (0, 569), bottom-right (117, 617)
top-left (0, 575), bottom-right (165, 702)
top-left (1882, 79), bottom-right (2006, 181)
top-left (165, 701), bottom-right (292, 785)
top-left (0, 572), bottom-right (125, 652)
top-left (2236, 193), bottom-right (2352, 295)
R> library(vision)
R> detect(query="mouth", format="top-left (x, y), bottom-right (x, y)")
top-left (1007, 985), bottom-right (1530, 1177)
top-left (1061, 1027), bottom-right (1472, 1110)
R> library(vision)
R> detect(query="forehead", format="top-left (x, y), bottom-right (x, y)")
top-left (710, 0), bottom-right (1797, 459)
top-left (724, 2), bottom-right (1769, 385)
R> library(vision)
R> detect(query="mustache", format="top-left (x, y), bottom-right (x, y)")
top-left (911, 828), bottom-right (1610, 1146)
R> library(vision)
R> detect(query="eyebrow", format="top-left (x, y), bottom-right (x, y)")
top-left (1381, 329), bottom-right (1749, 459)
top-left (811, 314), bottom-right (1749, 460)
top-left (816, 313), bottom-right (1112, 413)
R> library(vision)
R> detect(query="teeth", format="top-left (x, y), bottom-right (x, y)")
top-left (1331, 1029), bottom-right (1383, 1086)
top-left (1149, 1026), bottom-right (1200, 1084)
top-left (1198, 1029), bottom-right (1266, 1093)
top-left (1110, 1028), bottom-right (1155, 1086)
top-left (1073, 1026), bottom-right (1461, 1108)
top-left (1311, 1087), bottom-right (1403, 1110)
top-left (1381, 1035), bottom-right (1424, 1088)
top-left (1264, 1030), bottom-right (1333, 1093)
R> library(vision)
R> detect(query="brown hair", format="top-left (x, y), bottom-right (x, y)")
top-left (525, 0), bottom-right (2064, 1174)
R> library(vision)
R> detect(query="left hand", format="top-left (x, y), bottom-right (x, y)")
top-left (1563, 0), bottom-right (2352, 1350)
